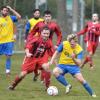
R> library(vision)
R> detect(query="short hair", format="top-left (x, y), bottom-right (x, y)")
top-left (1, 6), bottom-right (9, 10)
top-left (92, 13), bottom-right (99, 18)
top-left (43, 10), bottom-right (52, 15)
top-left (33, 9), bottom-right (40, 13)
top-left (41, 25), bottom-right (50, 32)
top-left (67, 34), bottom-right (78, 42)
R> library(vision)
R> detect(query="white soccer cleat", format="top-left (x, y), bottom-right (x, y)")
top-left (8, 85), bottom-right (14, 90)
top-left (92, 94), bottom-right (97, 98)
top-left (65, 84), bottom-right (72, 94)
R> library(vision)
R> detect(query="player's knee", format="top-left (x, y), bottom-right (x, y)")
top-left (53, 68), bottom-right (60, 77)
top-left (20, 71), bottom-right (27, 78)
top-left (77, 77), bottom-right (86, 84)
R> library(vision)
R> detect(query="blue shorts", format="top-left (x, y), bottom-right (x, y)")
top-left (0, 42), bottom-right (14, 55)
top-left (57, 64), bottom-right (80, 76)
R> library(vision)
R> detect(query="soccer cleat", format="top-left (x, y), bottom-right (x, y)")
top-left (33, 73), bottom-right (40, 81)
top-left (8, 85), bottom-right (14, 90)
top-left (33, 75), bottom-right (38, 81)
top-left (41, 80), bottom-right (44, 84)
top-left (92, 94), bottom-right (97, 98)
top-left (65, 84), bottom-right (72, 94)
top-left (89, 62), bottom-right (95, 68)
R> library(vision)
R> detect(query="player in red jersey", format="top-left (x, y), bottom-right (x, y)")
top-left (27, 10), bottom-right (62, 48)
top-left (77, 13), bottom-right (100, 68)
top-left (8, 26), bottom-right (54, 90)
top-left (27, 10), bottom-right (62, 86)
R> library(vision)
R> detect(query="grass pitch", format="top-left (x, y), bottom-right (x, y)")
top-left (0, 53), bottom-right (100, 100)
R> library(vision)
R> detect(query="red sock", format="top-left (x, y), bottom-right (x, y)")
top-left (12, 75), bottom-right (23, 89)
top-left (40, 70), bottom-right (45, 81)
top-left (44, 71), bottom-right (51, 89)
top-left (84, 56), bottom-right (91, 64)
top-left (85, 56), bottom-right (93, 67)
top-left (34, 67), bottom-right (39, 76)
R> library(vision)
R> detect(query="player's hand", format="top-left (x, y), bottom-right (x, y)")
top-left (26, 52), bottom-right (33, 57)
top-left (14, 35), bottom-right (16, 40)
top-left (54, 45), bottom-right (58, 50)
top-left (71, 53), bottom-right (76, 59)
top-left (6, 6), bottom-right (12, 10)
top-left (11, 35), bottom-right (16, 41)
top-left (24, 39), bottom-right (27, 43)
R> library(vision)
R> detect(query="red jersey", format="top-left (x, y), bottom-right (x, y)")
top-left (27, 21), bottom-right (62, 46)
top-left (78, 21), bottom-right (100, 43)
top-left (25, 36), bottom-right (54, 58)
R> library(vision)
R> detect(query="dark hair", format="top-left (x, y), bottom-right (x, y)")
top-left (41, 25), bottom-right (50, 32)
top-left (1, 6), bottom-right (9, 10)
top-left (33, 9), bottom-right (40, 13)
top-left (43, 10), bottom-right (52, 15)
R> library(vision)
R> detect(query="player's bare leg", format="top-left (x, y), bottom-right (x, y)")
top-left (8, 71), bottom-right (27, 90)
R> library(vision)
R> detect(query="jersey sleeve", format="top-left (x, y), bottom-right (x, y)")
top-left (25, 22), bottom-right (31, 39)
top-left (10, 16), bottom-right (18, 22)
top-left (57, 43), bottom-right (63, 53)
top-left (25, 37), bottom-right (38, 50)
top-left (77, 51), bottom-right (83, 60)
top-left (47, 40), bottom-right (55, 57)
top-left (25, 42), bottom-right (33, 50)
top-left (77, 23), bottom-right (88, 36)
top-left (54, 23), bottom-right (62, 46)
top-left (95, 24), bottom-right (100, 36)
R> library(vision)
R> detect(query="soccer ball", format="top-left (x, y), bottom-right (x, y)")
top-left (47, 86), bottom-right (58, 96)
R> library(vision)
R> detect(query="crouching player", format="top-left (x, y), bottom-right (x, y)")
top-left (44, 34), bottom-right (96, 97)
top-left (8, 26), bottom-right (54, 90)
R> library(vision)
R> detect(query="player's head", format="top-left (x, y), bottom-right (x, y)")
top-left (92, 13), bottom-right (99, 22)
top-left (1, 6), bottom-right (9, 17)
top-left (41, 26), bottom-right (50, 41)
top-left (43, 10), bottom-right (52, 23)
top-left (33, 9), bottom-right (41, 19)
top-left (67, 34), bottom-right (78, 48)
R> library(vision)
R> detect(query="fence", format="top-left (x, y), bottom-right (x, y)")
top-left (14, 22), bottom-right (25, 54)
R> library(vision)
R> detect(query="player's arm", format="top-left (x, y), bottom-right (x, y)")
top-left (49, 43), bottom-right (63, 65)
top-left (25, 22), bottom-right (31, 40)
top-left (10, 15), bottom-right (21, 40)
top-left (25, 42), bottom-right (33, 57)
top-left (25, 48), bottom-right (33, 57)
top-left (71, 51), bottom-right (83, 66)
top-left (7, 6), bottom-right (21, 19)
top-left (54, 23), bottom-right (62, 46)
top-left (77, 24), bottom-right (88, 36)
top-left (94, 26), bottom-right (100, 36)
top-left (95, 31), bottom-right (100, 36)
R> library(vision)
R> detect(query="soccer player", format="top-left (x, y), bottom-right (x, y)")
top-left (24, 9), bottom-right (43, 81)
top-left (27, 10), bottom-right (62, 48)
top-left (0, 6), bottom-right (21, 76)
top-left (77, 13), bottom-right (100, 68)
top-left (8, 26), bottom-right (54, 90)
top-left (27, 10), bottom-right (62, 86)
top-left (45, 34), bottom-right (96, 97)
top-left (24, 9), bottom-right (43, 42)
